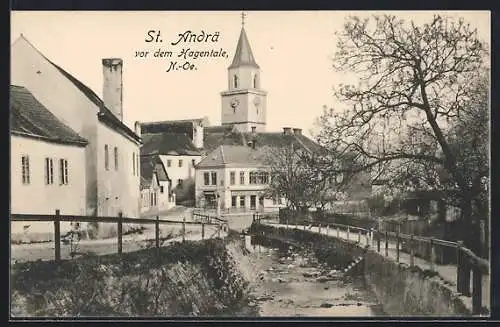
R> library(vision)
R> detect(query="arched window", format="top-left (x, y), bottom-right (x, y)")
top-left (253, 74), bottom-right (259, 88)
top-left (234, 75), bottom-right (239, 88)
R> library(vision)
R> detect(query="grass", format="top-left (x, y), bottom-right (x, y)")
top-left (11, 238), bottom-right (256, 317)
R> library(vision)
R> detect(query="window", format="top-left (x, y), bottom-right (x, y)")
top-left (160, 186), bottom-right (164, 193)
top-left (234, 75), bottom-right (238, 88)
top-left (249, 171), bottom-right (258, 184)
top-left (232, 196), bottom-right (237, 208)
top-left (240, 171), bottom-right (245, 185)
top-left (211, 172), bottom-right (217, 185)
top-left (132, 153), bottom-right (136, 175)
top-left (59, 159), bottom-right (69, 185)
top-left (114, 147), bottom-right (119, 171)
top-left (178, 179), bottom-right (183, 186)
top-left (167, 159), bottom-right (172, 167)
top-left (240, 196), bottom-right (245, 208)
top-left (178, 159), bottom-right (183, 167)
top-left (45, 158), bottom-right (54, 185)
top-left (250, 171), bottom-right (270, 185)
top-left (136, 153), bottom-right (139, 176)
top-left (204, 172), bottom-right (210, 185)
top-left (230, 171), bottom-right (235, 185)
top-left (21, 155), bottom-right (30, 184)
top-left (104, 145), bottom-right (109, 170)
top-left (192, 159), bottom-right (196, 166)
top-left (253, 74), bottom-right (259, 88)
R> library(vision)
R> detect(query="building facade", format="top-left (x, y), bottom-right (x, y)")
top-left (10, 85), bottom-right (88, 242)
top-left (140, 155), bottom-right (175, 215)
top-left (11, 35), bottom-right (142, 218)
top-left (195, 145), bottom-right (285, 212)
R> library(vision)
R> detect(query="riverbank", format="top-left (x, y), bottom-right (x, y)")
top-left (11, 238), bottom-right (256, 317)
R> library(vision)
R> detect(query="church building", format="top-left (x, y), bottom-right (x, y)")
top-left (138, 14), bottom-right (323, 210)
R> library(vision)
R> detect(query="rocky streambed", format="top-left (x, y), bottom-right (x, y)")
top-left (243, 235), bottom-right (384, 317)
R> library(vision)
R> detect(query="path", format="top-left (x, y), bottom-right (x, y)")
top-left (11, 224), bottom-right (226, 264)
top-left (263, 222), bottom-right (490, 314)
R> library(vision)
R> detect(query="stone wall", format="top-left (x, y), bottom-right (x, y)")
top-left (251, 224), bottom-right (472, 316)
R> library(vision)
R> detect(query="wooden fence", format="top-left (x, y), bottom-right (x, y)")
top-left (11, 210), bottom-right (228, 262)
top-left (256, 215), bottom-right (489, 315)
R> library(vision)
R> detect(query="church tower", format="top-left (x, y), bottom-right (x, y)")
top-left (221, 13), bottom-right (267, 132)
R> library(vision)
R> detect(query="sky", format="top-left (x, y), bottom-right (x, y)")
top-left (10, 11), bottom-right (490, 137)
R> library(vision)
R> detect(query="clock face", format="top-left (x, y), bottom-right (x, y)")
top-left (253, 96), bottom-right (261, 107)
top-left (231, 98), bottom-right (240, 108)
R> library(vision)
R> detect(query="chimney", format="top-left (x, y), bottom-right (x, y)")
top-left (293, 128), bottom-right (302, 136)
top-left (102, 58), bottom-right (123, 121)
top-left (134, 121), bottom-right (141, 137)
top-left (283, 127), bottom-right (292, 135)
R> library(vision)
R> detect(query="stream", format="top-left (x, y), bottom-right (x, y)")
top-left (242, 235), bottom-right (384, 317)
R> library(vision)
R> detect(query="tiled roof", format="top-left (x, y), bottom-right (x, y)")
top-left (140, 155), bottom-right (170, 190)
top-left (140, 121), bottom-right (194, 139)
top-left (203, 126), bottom-right (246, 153)
top-left (197, 145), bottom-right (265, 168)
top-left (10, 85), bottom-right (88, 146)
top-left (229, 27), bottom-right (259, 69)
top-left (15, 35), bottom-right (141, 144)
top-left (141, 132), bottom-right (202, 156)
top-left (48, 62), bottom-right (141, 144)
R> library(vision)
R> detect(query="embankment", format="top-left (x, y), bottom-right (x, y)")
top-left (251, 224), bottom-right (472, 316)
top-left (11, 238), bottom-right (257, 317)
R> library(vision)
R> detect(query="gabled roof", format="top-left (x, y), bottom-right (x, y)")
top-left (10, 85), bottom-right (88, 146)
top-left (13, 35), bottom-right (141, 144)
top-left (140, 155), bottom-right (170, 190)
top-left (197, 145), bottom-right (266, 168)
top-left (141, 132), bottom-right (202, 156)
top-left (229, 27), bottom-right (259, 69)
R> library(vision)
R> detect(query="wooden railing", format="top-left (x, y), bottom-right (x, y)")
top-left (11, 210), bottom-right (228, 262)
top-left (255, 215), bottom-right (489, 315)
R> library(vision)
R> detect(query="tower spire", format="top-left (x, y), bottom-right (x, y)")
top-left (241, 11), bottom-right (247, 27)
top-left (229, 12), bottom-right (259, 69)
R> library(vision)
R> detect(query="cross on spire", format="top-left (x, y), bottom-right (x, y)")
top-left (241, 12), bottom-right (247, 27)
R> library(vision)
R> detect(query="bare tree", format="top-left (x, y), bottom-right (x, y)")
top-left (315, 14), bottom-right (489, 253)
top-left (262, 144), bottom-right (353, 212)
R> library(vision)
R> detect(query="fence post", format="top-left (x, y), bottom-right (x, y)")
top-left (365, 230), bottom-right (370, 246)
top-left (409, 234), bottom-right (415, 267)
top-left (347, 226), bottom-right (350, 241)
top-left (472, 221), bottom-right (486, 314)
top-left (182, 216), bottom-right (186, 242)
top-left (201, 222), bottom-right (205, 240)
top-left (396, 225), bottom-right (400, 262)
top-left (358, 230), bottom-right (361, 244)
top-left (117, 212), bottom-right (123, 255)
top-left (155, 215), bottom-right (160, 248)
top-left (376, 230), bottom-right (381, 253)
top-left (337, 226), bottom-right (340, 238)
top-left (430, 238), bottom-right (436, 272)
top-left (54, 209), bottom-right (61, 262)
top-left (326, 224), bottom-right (329, 236)
top-left (385, 230), bottom-right (389, 257)
top-left (456, 240), bottom-right (472, 296)
top-left (318, 224), bottom-right (322, 234)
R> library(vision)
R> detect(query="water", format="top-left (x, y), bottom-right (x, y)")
top-left (243, 235), bottom-right (384, 317)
